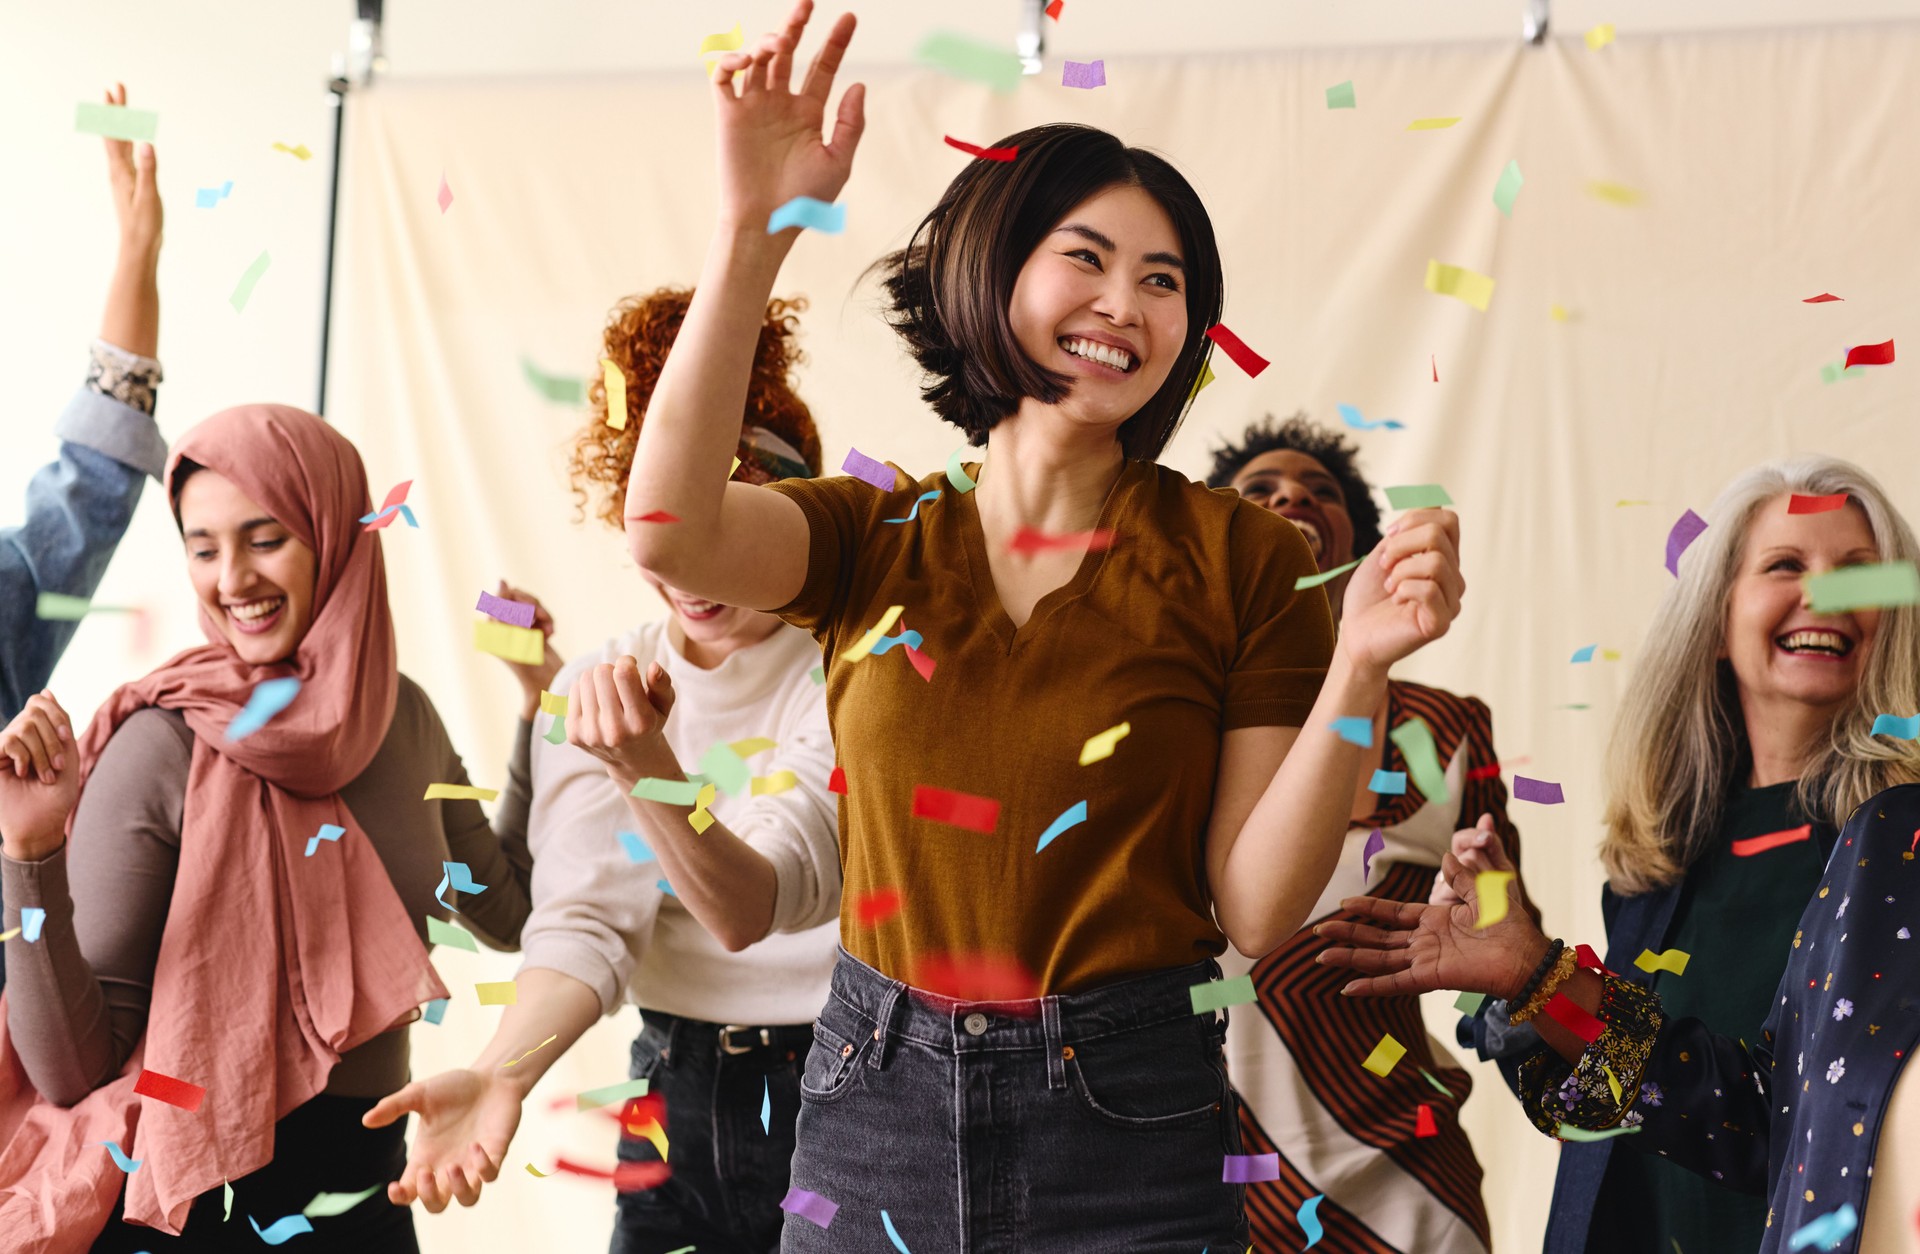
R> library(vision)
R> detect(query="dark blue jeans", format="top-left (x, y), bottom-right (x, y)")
top-left (783, 949), bottom-right (1247, 1253)
top-left (612, 1007), bottom-right (811, 1254)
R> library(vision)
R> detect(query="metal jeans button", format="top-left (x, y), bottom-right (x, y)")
top-left (964, 1012), bottom-right (989, 1036)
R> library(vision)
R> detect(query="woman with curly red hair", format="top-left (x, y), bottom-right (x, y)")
top-left (369, 288), bottom-right (844, 1254)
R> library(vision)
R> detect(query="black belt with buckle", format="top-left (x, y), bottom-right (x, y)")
top-left (645, 1008), bottom-right (814, 1058)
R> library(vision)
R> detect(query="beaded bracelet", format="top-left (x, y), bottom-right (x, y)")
top-left (1506, 938), bottom-right (1565, 1013)
top-left (1509, 946), bottom-right (1578, 1025)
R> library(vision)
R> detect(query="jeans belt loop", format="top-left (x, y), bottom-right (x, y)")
top-left (1042, 996), bottom-right (1067, 1090)
top-left (718, 1025), bottom-right (771, 1055)
top-left (867, 980), bottom-right (904, 1071)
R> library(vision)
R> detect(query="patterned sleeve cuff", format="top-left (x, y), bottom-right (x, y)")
top-left (86, 339), bottom-right (164, 416)
top-left (1514, 974), bottom-right (1665, 1138)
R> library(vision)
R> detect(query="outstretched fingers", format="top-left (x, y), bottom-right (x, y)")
top-left (799, 11), bottom-right (858, 106)
top-left (1334, 894), bottom-right (1426, 929)
top-left (1311, 918), bottom-right (1411, 950)
top-left (827, 81), bottom-right (866, 163)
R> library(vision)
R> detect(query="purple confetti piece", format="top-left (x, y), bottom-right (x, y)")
top-left (841, 448), bottom-right (897, 493)
top-left (476, 590), bottom-right (536, 629)
top-left (1513, 776), bottom-right (1565, 805)
top-left (1361, 828), bottom-right (1386, 883)
top-left (1222, 1152), bottom-right (1281, 1183)
top-left (1062, 59), bottom-right (1107, 89)
top-left (1665, 509), bottom-right (1707, 577)
top-left (779, 1186), bottom-right (839, 1229)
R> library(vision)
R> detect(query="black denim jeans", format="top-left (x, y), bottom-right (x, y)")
top-left (782, 949), bottom-right (1247, 1253)
top-left (611, 1007), bottom-right (812, 1254)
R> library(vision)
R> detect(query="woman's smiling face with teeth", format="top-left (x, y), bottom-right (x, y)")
top-left (177, 470), bottom-right (318, 666)
top-left (1721, 492), bottom-right (1882, 716)
top-left (1227, 449), bottom-right (1357, 569)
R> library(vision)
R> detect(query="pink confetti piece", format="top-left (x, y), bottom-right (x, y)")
top-left (437, 173), bottom-right (453, 214)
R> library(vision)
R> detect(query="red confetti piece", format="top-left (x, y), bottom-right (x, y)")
top-left (1843, 338), bottom-right (1895, 369)
top-left (1006, 526), bottom-right (1116, 557)
top-left (133, 1069), bottom-right (206, 1113)
top-left (618, 1093), bottom-right (666, 1133)
top-left (905, 644), bottom-right (937, 681)
top-left (911, 784), bottom-right (1001, 833)
top-left (1203, 323), bottom-right (1269, 377)
top-left (1415, 1104), bottom-right (1439, 1137)
top-left (362, 480), bottom-right (413, 531)
top-left (828, 765), bottom-right (848, 795)
top-left (1466, 764), bottom-right (1502, 782)
top-left (1431, 353), bottom-right (1438, 382)
top-left (1788, 493), bottom-right (1848, 514)
top-left (1046, 0), bottom-right (1063, 17)
top-left (1573, 944), bottom-right (1616, 976)
top-left (1543, 992), bottom-right (1606, 1044)
top-left (1731, 824), bottom-right (1813, 857)
top-left (943, 135), bottom-right (1019, 162)
top-left (854, 887), bottom-right (903, 928)
top-left (626, 510), bottom-right (681, 524)
top-left (1802, 293), bottom-right (1844, 303)
top-left (912, 953), bottom-right (1040, 1002)
top-left (613, 1160), bottom-right (672, 1192)
top-left (550, 1156), bottom-right (616, 1180)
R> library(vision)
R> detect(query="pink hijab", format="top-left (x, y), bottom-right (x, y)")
top-left (0, 405), bottom-right (446, 1248)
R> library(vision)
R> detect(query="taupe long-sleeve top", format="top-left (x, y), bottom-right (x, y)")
top-left (1, 674), bottom-right (533, 1106)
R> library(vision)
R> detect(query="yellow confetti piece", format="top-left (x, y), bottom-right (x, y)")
top-left (841, 605), bottom-right (906, 662)
top-left (272, 141), bottom-right (313, 160)
top-left (1361, 1033), bottom-right (1407, 1078)
top-left (1587, 180), bottom-right (1643, 206)
top-left (1188, 360), bottom-right (1216, 401)
top-left (474, 619), bottom-right (545, 666)
top-left (697, 21), bottom-right (744, 59)
top-left (502, 1034), bottom-right (559, 1068)
top-left (525, 1163), bottom-right (549, 1178)
top-left (1549, 303), bottom-right (1571, 322)
top-left (730, 456), bottom-right (741, 478)
top-left (475, 981), bottom-right (518, 1006)
top-left (751, 770), bottom-right (798, 796)
top-left (1602, 648), bottom-right (1621, 661)
top-left (729, 737), bottom-right (777, 758)
top-left (0, 928), bottom-right (18, 942)
top-left (1584, 23), bottom-right (1616, 50)
top-left (424, 783), bottom-right (500, 802)
top-left (1615, 499), bottom-right (1650, 507)
top-left (1602, 1063), bottom-right (1623, 1105)
top-left (1474, 870), bottom-right (1515, 928)
top-left (1406, 117), bottom-right (1462, 130)
top-left (1633, 947), bottom-right (1691, 976)
top-left (601, 358), bottom-right (628, 430)
top-left (538, 690), bottom-right (568, 717)
top-left (688, 782), bottom-right (718, 833)
top-left (1078, 722), bottom-right (1132, 765)
top-left (633, 1116), bottom-right (669, 1161)
top-left (1425, 259), bottom-right (1495, 312)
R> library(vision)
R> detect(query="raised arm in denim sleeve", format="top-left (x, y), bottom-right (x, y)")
top-left (0, 381), bottom-right (167, 719)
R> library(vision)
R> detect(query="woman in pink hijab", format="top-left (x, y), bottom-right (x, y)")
top-left (0, 405), bottom-right (532, 1252)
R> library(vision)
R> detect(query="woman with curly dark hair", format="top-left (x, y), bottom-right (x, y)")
top-left (369, 287), bottom-right (843, 1254)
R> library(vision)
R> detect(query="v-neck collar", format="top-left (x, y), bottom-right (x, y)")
top-left (954, 459), bottom-right (1142, 652)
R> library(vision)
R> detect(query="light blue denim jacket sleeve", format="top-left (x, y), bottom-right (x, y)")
top-left (0, 386), bottom-right (167, 721)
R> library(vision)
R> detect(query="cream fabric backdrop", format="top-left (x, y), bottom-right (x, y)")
top-left (327, 24), bottom-right (1920, 1253)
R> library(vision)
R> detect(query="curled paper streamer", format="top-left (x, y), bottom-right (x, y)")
top-left (882, 1209), bottom-right (914, 1253)
top-left (1871, 713), bottom-right (1920, 739)
top-left (943, 136), bottom-right (1017, 162)
top-left (250, 1214), bottom-right (315, 1245)
top-left (842, 605), bottom-right (907, 662)
top-left (944, 448), bottom-right (978, 492)
top-left (1556, 1122), bottom-right (1639, 1142)
top-left (1336, 403), bottom-right (1403, 431)
top-left (1665, 508), bottom-right (1708, 576)
top-left (304, 823), bottom-right (345, 857)
top-left (1842, 338), bottom-right (1894, 369)
top-left (1035, 800), bottom-right (1087, 852)
top-left (767, 196), bottom-right (846, 235)
top-left (1299, 1193), bottom-right (1327, 1248)
top-left (1633, 948), bottom-right (1691, 976)
top-left (883, 490), bottom-right (941, 524)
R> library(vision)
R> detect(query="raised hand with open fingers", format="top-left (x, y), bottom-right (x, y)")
top-left (707, 0), bottom-right (866, 230)
top-left (0, 692), bottom-right (80, 862)
top-left (1338, 506), bottom-right (1466, 678)
top-left (101, 83), bottom-right (161, 259)
top-left (362, 1069), bottom-right (524, 1212)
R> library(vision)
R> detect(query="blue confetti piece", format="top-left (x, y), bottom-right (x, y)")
top-left (20, 907), bottom-right (45, 943)
top-left (1035, 800), bottom-right (1088, 852)
top-left (617, 831), bottom-right (654, 863)
top-left (195, 187), bottom-right (221, 208)
top-left (422, 997), bottom-right (448, 1025)
top-left (250, 1214), bottom-right (315, 1245)
top-left (1369, 769), bottom-right (1407, 795)
top-left (869, 630), bottom-right (924, 656)
top-left (1299, 1193), bottom-right (1326, 1248)
top-left (767, 196), bottom-right (846, 235)
top-left (100, 1140), bottom-right (142, 1173)
top-left (304, 823), bottom-right (345, 857)
top-left (1871, 712), bottom-right (1920, 739)
top-left (882, 490), bottom-right (942, 524)
top-left (1570, 644), bottom-right (1597, 663)
top-left (882, 1209), bottom-right (913, 1253)
top-left (434, 861), bottom-right (487, 911)
top-left (1336, 403), bottom-right (1404, 431)
top-left (226, 677), bottom-right (301, 741)
top-left (760, 1078), bottom-right (771, 1134)
top-left (656, 878), bottom-right (677, 897)
top-left (357, 503), bottom-right (419, 528)
top-left (1329, 716), bottom-right (1373, 747)
top-left (1787, 1203), bottom-right (1857, 1251)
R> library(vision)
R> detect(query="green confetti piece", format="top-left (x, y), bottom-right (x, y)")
top-left (35, 592), bottom-right (100, 620)
top-left (75, 101), bottom-right (158, 141)
top-left (808, 664), bottom-right (826, 686)
top-left (915, 31), bottom-right (1024, 92)
top-left (1189, 973), bottom-right (1258, 1015)
top-left (1390, 716), bottom-right (1451, 805)
top-left (945, 447), bottom-right (978, 493)
top-left (1384, 484), bottom-right (1453, 510)
top-left (1804, 561), bottom-right (1920, 613)
top-left (1492, 159), bottom-right (1524, 217)
top-left (1418, 1066), bottom-right (1453, 1097)
top-left (1555, 1122), bottom-right (1641, 1142)
top-left (302, 1184), bottom-right (381, 1218)
top-left (699, 741), bottom-right (751, 795)
top-left (630, 777), bottom-right (703, 806)
top-left (426, 914), bottom-right (478, 953)
top-left (224, 1179), bottom-right (234, 1222)
top-left (576, 1077), bottom-right (649, 1111)
top-left (1820, 361), bottom-right (1866, 384)
top-left (1453, 990), bottom-right (1488, 1015)
top-left (1325, 80), bottom-right (1356, 109)
top-left (543, 716), bottom-right (567, 745)
top-left (229, 250), bottom-right (272, 313)
top-left (521, 356), bottom-right (587, 404)
top-left (1294, 557), bottom-right (1363, 590)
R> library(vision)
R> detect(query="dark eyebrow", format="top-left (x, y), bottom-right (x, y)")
top-left (1054, 223), bottom-right (1187, 273)
top-left (183, 517), bottom-right (279, 540)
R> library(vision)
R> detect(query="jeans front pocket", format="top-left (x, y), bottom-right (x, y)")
top-left (797, 1019), bottom-right (865, 1104)
top-left (1066, 1016), bottom-right (1228, 1130)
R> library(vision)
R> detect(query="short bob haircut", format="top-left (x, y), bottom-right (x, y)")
top-left (876, 123), bottom-right (1224, 462)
